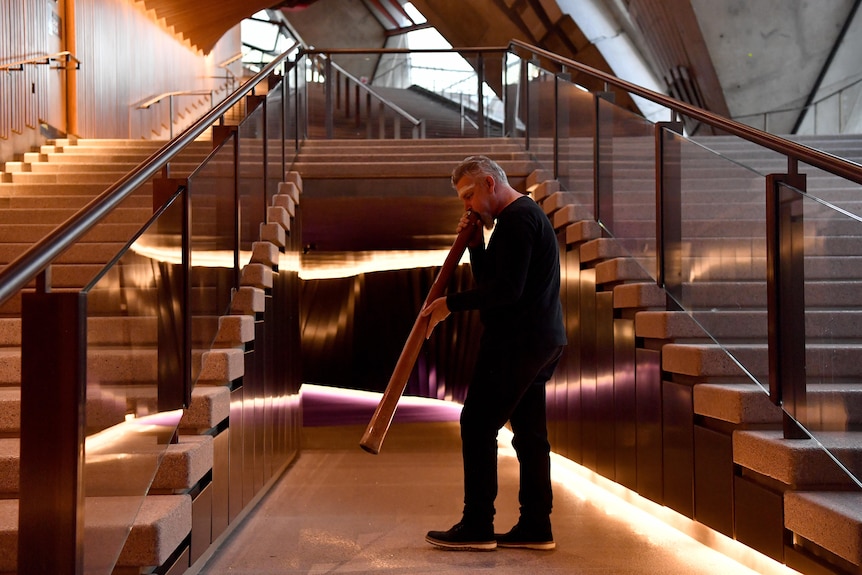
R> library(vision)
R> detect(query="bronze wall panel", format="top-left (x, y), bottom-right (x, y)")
top-left (734, 475), bottom-right (785, 562)
top-left (229, 385), bottom-right (245, 522)
top-left (211, 430), bottom-right (230, 540)
top-left (564, 246), bottom-right (582, 464)
top-left (662, 380), bottom-right (694, 518)
top-left (635, 348), bottom-right (663, 504)
top-left (613, 317), bottom-right (637, 491)
top-left (595, 291), bottom-right (615, 480)
top-left (694, 425), bottom-right (734, 537)
top-left (578, 267), bottom-right (598, 471)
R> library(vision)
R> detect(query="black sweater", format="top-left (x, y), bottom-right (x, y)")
top-left (446, 196), bottom-right (567, 348)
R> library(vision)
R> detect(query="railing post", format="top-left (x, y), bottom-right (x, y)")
top-left (212, 125), bottom-right (241, 287)
top-left (324, 56), bottom-right (333, 139)
top-left (476, 53), bottom-right (485, 138)
top-left (655, 120), bottom-right (684, 310)
top-left (554, 72), bottom-right (571, 181)
top-left (169, 94), bottom-right (175, 140)
top-left (594, 90), bottom-right (615, 229)
top-left (153, 179), bottom-right (191, 411)
top-left (522, 58), bottom-right (530, 149)
top-left (19, 284), bottom-right (87, 575)
top-left (766, 166), bottom-right (808, 439)
top-left (366, 92), bottom-right (373, 139)
top-left (502, 50), bottom-right (509, 137)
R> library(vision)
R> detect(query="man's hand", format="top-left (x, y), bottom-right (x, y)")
top-left (420, 297), bottom-right (451, 339)
top-left (457, 211), bottom-right (483, 248)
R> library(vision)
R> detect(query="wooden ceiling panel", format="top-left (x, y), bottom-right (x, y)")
top-left (138, 0), bottom-right (287, 53)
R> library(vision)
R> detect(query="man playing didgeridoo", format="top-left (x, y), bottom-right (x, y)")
top-left (421, 155), bottom-right (566, 551)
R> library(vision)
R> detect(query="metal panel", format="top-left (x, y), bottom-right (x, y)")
top-left (662, 380), bottom-right (694, 518)
top-left (579, 267), bottom-right (598, 471)
top-left (595, 290), bottom-right (615, 480)
top-left (229, 385), bottom-right (244, 522)
top-left (694, 425), bottom-right (734, 537)
top-left (564, 245), bottom-right (582, 463)
top-left (613, 316), bottom-right (637, 490)
top-left (734, 474), bottom-right (785, 562)
top-left (212, 429), bottom-right (230, 539)
top-left (635, 348), bottom-right (663, 503)
top-left (190, 482), bottom-right (213, 564)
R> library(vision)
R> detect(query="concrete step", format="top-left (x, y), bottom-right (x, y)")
top-left (679, 280), bottom-right (862, 309)
top-left (785, 491), bottom-right (862, 568)
top-left (735, 429), bottom-right (862, 488)
top-left (0, 182), bottom-right (152, 197)
top-left (636, 309), bottom-right (862, 341)
top-left (662, 341), bottom-right (862, 381)
top-left (0, 206), bottom-right (151, 226)
top-left (291, 158), bottom-right (537, 179)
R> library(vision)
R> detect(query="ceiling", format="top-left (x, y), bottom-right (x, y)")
top-left (141, 0), bottom-right (862, 135)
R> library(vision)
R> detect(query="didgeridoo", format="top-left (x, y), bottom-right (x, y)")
top-left (360, 211), bottom-right (479, 454)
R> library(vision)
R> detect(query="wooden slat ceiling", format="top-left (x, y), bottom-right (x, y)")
top-left (135, 0), bottom-right (286, 53)
top-left (623, 0), bottom-right (730, 131)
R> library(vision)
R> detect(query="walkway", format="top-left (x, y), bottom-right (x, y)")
top-left (192, 386), bottom-right (801, 575)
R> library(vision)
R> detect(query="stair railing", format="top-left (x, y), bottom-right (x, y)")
top-left (0, 51), bottom-right (80, 141)
top-left (134, 89), bottom-right (219, 139)
top-left (305, 51), bottom-right (425, 139)
top-left (734, 74), bottom-right (862, 134)
top-left (5, 47), bottom-right (302, 574)
top-left (506, 39), bottom-right (862, 447)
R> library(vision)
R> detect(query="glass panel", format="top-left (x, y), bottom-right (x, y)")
top-left (81, 196), bottom-right (185, 574)
top-left (503, 51), bottom-right (523, 139)
top-left (597, 97), bottom-right (656, 278)
top-left (238, 102), bottom-right (265, 265)
top-left (671, 132), bottom-right (769, 390)
top-left (555, 78), bottom-right (594, 206)
top-left (791, 183), bottom-right (862, 486)
top-left (526, 60), bottom-right (555, 168)
top-left (188, 137), bottom-right (238, 383)
top-left (266, 79), bottom-right (285, 204)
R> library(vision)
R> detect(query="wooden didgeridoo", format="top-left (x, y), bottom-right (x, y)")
top-left (360, 211), bottom-right (479, 454)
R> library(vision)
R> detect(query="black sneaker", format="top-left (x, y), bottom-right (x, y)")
top-left (495, 522), bottom-right (555, 550)
top-left (425, 522), bottom-right (497, 551)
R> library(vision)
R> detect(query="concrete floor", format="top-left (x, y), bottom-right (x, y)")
top-left (193, 407), bottom-right (803, 575)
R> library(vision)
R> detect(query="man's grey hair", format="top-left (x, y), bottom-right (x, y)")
top-left (452, 155), bottom-right (509, 188)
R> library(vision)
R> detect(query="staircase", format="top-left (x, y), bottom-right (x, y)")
top-left (533, 131), bottom-right (862, 575)
top-left (0, 135), bottom-right (301, 574)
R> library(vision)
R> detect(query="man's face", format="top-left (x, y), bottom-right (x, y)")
top-left (456, 174), bottom-right (495, 229)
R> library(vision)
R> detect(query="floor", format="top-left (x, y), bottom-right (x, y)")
top-left (193, 386), bottom-right (802, 575)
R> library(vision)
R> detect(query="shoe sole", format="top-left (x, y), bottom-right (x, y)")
top-left (425, 535), bottom-right (497, 551)
top-left (497, 541), bottom-right (556, 550)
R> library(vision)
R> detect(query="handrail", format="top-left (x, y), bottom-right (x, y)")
top-left (734, 73), bottom-right (862, 128)
top-left (507, 39), bottom-right (862, 184)
top-left (136, 90), bottom-right (215, 110)
top-left (307, 51), bottom-right (422, 128)
top-left (0, 50), bottom-right (294, 307)
top-left (218, 52), bottom-right (244, 68)
top-left (0, 51), bottom-right (80, 71)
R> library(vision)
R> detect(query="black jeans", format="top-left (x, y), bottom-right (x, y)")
top-left (459, 341), bottom-right (564, 527)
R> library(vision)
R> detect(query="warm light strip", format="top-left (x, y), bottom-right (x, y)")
top-left (298, 250), bottom-right (468, 280)
top-left (128, 241), bottom-right (469, 280)
top-left (496, 427), bottom-right (802, 575)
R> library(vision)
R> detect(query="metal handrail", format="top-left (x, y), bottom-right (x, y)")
top-left (508, 39), bottom-right (862, 184)
top-left (734, 73), bottom-right (862, 130)
top-left (307, 51), bottom-right (422, 129)
top-left (0, 51), bottom-right (80, 71)
top-left (136, 90), bottom-right (215, 110)
top-left (0, 50), bottom-right (294, 307)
